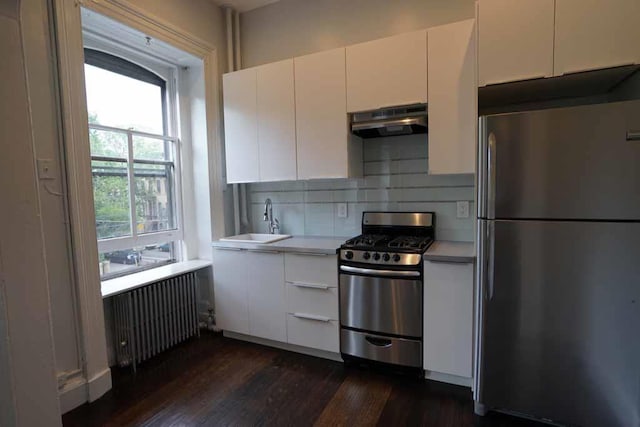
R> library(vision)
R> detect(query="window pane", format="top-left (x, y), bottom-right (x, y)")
top-left (133, 135), bottom-right (172, 161)
top-left (92, 159), bottom-right (131, 239)
top-left (89, 128), bottom-right (127, 158)
top-left (84, 64), bottom-right (164, 134)
top-left (100, 242), bottom-right (175, 279)
top-left (134, 162), bottom-right (175, 234)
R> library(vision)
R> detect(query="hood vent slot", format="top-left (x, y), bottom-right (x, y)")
top-left (351, 104), bottom-right (427, 139)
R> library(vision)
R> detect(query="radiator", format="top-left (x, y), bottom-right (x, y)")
top-left (112, 272), bottom-right (200, 371)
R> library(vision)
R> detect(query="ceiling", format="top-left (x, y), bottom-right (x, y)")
top-left (212, 0), bottom-right (280, 13)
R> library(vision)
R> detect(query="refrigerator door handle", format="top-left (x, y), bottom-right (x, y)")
top-left (487, 133), bottom-right (497, 220)
top-left (487, 221), bottom-right (495, 301)
top-left (478, 117), bottom-right (488, 218)
top-left (626, 130), bottom-right (640, 141)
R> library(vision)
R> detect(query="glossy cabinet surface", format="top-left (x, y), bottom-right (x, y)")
top-left (346, 30), bottom-right (428, 112)
top-left (427, 19), bottom-right (476, 175)
top-left (477, 0), bottom-right (555, 86)
top-left (424, 260), bottom-right (474, 378)
top-left (212, 248), bottom-right (249, 334)
top-left (246, 251), bottom-right (286, 341)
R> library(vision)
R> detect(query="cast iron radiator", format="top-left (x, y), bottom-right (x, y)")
top-left (112, 272), bottom-right (199, 371)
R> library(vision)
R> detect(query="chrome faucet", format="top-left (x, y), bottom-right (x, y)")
top-left (263, 198), bottom-right (280, 234)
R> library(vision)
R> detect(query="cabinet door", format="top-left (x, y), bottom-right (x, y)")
top-left (295, 48), bottom-right (350, 179)
top-left (424, 260), bottom-right (474, 378)
top-left (246, 251), bottom-right (286, 342)
top-left (478, 0), bottom-right (554, 86)
top-left (428, 19), bottom-right (476, 175)
top-left (257, 59), bottom-right (297, 181)
top-left (554, 0), bottom-right (640, 75)
top-left (212, 248), bottom-right (249, 334)
top-left (346, 30), bottom-right (428, 112)
top-left (222, 68), bottom-right (258, 183)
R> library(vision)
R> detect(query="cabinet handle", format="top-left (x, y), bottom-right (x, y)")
top-left (288, 281), bottom-right (331, 290)
top-left (292, 313), bottom-right (331, 322)
top-left (247, 249), bottom-right (281, 254)
top-left (292, 252), bottom-right (331, 257)
top-left (426, 258), bottom-right (473, 265)
top-left (215, 247), bottom-right (244, 251)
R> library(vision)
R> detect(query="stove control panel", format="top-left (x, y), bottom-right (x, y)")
top-left (340, 250), bottom-right (422, 266)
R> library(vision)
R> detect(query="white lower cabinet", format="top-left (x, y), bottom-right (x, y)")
top-left (246, 250), bottom-right (286, 342)
top-left (423, 260), bottom-right (474, 379)
top-left (284, 253), bottom-right (339, 353)
top-left (212, 248), bottom-right (250, 334)
top-left (213, 248), bottom-right (339, 354)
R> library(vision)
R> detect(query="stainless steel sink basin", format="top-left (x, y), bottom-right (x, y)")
top-left (219, 233), bottom-right (291, 244)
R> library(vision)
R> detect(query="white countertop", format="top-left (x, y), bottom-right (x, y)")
top-left (212, 235), bottom-right (344, 255)
top-left (101, 259), bottom-right (212, 298)
top-left (424, 241), bottom-right (475, 263)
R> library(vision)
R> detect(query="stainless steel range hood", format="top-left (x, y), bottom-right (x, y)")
top-left (350, 104), bottom-right (427, 138)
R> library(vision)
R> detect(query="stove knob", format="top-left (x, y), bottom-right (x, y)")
top-left (382, 253), bottom-right (391, 262)
top-left (345, 251), bottom-right (354, 260)
top-left (363, 252), bottom-right (371, 260)
top-left (373, 253), bottom-right (381, 261)
top-left (393, 254), bottom-right (401, 262)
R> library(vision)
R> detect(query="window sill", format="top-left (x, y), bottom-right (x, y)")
top-left (101, 259), bottom-right (211, 299)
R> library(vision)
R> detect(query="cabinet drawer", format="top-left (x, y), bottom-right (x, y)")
top-left (286, 313), bottom-right (339, 353)
top-left (284, 253), bottom-right (337, 287)
top-left (286, 282), bottom-right (338, 319)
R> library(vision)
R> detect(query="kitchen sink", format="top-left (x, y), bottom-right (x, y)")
top-left (219, 233), bottom-right (291, 244)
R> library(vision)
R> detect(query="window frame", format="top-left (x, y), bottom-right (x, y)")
top-left (83, 49), bottom-right (184, 278)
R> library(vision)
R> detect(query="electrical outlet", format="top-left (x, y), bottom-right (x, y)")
top-left (37, 159), bottom-right (55, 180)
top-left (456, 201), bottom-right (470, 218)
top-left (337, 203), bottom-right (348, 218)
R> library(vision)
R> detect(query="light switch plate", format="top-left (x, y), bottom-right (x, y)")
top-left (456, 201), bottom-right (470, 218)
top-left (337, 203), bottom-right (348, 218)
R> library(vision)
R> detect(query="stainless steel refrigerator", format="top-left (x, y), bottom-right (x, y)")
top-left (475, 100), bottom-right (640, 427)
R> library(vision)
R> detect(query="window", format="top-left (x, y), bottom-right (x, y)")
top-left (84, 49), bottom-right (182, 279)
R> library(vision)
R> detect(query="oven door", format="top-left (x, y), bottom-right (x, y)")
top-left (339, 265), bottom-right (422, 338)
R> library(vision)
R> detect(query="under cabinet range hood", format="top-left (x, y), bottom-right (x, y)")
top-left (350, 104), bottom-right (427, 138)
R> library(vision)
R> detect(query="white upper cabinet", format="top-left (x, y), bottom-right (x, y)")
top-left (223, 68), bottom-right (259, 183)
top-left (295, 48), bottom-right (362, 180)
top-left (346, 30), bottom-right (428, 112)
top-left (256, 59), bottom-right (297, 181)
top-left (427, 19), bottom-right (477, 175)
top-left (477, 0), bottom-right (555, 86)
top-left (554, 0), bottom-right (640, 76)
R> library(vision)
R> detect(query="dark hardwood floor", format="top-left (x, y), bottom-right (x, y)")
top-left (63, 332), bottom-right (542, 426)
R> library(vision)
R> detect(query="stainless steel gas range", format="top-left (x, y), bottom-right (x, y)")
top-left (339, 211), bottom-right (435, 370)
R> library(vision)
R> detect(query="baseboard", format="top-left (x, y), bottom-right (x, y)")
top-left (425, 370), bottom-right (472, 388)
top-left (59, 376), bottom-right (88, 414)
top-left (58, 368), bottom-right (112, 414)
top-left (88, 368), bottom-right (112, 402)
top-left (223, 331), bottom-right (343, 362)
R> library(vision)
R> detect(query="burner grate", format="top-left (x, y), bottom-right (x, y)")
top-left (388, 236), bottom-right (433, 250)
top-left (344, 234), bottom-right (388, 248)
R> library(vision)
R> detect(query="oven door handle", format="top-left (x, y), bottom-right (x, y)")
top-left (339, 265), bottom-right (420, 278)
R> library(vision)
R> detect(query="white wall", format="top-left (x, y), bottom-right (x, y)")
top-left (241, 0), bottom-right (475, 67)
top-left (0, 1), bottom-right (62, 425)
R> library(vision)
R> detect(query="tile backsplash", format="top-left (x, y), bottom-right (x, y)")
top-left (247, 134), bottom-right (475, 242)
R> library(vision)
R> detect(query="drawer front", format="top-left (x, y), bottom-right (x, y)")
top-left (341, 329), bottom-right (422, 368)
top-left (285, 253), bottom-right (337, 287)
top-left (286, 313), bottom-right (339, 353)
top-left (286, 282), bottom-right (339, 319)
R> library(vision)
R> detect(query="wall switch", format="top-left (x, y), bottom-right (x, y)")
top-left (37, 159), bottom-right (55, 180)
top-left (456, 201), bottom-right (470, 218)
top-left (337, 203), bottom-right (348, 218)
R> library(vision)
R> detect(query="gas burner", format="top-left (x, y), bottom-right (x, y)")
top-left (388, 236), bottom-right (434, 250)
top-left (344, 234), bottom-right (389, 248)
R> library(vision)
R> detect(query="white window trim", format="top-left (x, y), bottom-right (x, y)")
top-left (52, 0), bottom-right (226, 411)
